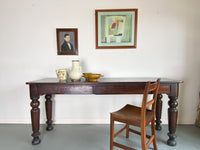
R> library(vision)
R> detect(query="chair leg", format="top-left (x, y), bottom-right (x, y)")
top-left (141, 124), bottom-right (147, 150)
top-left (110, 115), bottom-right (114, 150)
top-left (151, 119), bottom-right (157, 150)
top-left (126, 124), bottom-right (129, 138)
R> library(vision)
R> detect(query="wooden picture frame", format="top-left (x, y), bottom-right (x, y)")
top-left (95, 9), bottom-right (138, 49)
top-left (56, 28), bottom-right (78, 55)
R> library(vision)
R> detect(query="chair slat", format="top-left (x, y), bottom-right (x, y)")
top-left (148, 82), bottom-right (158, 91)
top-left (146, 135), bottom-right (155, 148)
top-left (113, 142), bottom-right (136, 150)
top-left (129, 128), bottom-right (151, 138)
top-left (114, 125), bottom-right (127, 138)
top-left (146, 99), bottom-right (154, 107)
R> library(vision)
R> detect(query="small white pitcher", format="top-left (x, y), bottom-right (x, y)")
top-left (56, 69), bottom-right (68, 81)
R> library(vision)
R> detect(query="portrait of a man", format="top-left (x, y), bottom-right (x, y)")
top-left (61, 34), bottom-right (74, 52)
top-left (56, 28), bottom-right (78, 55)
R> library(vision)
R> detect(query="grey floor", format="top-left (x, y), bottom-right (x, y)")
top-left (0, 124), bottom-right (199, 150)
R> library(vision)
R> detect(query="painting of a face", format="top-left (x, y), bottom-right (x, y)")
top-left (56, 28), bottom-right (78, 55)
top-left (64, 35), bottom-right (70, 42)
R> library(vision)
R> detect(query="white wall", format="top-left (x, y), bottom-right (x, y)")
top-left (0, 0), bottom-right (199, 124)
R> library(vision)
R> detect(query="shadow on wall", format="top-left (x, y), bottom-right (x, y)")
top-left (178, 7), bottom-right (200, 124)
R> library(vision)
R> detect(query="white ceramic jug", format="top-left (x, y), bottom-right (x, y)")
top-left (69, 60), bottom-right (82, 81)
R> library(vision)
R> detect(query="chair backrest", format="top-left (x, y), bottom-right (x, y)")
top-left (141, 79), bottom-right (161, 120)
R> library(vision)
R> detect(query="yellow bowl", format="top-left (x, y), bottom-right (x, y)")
top-left (83, 73), bottom-right (103, 82)
top-left (83, 73), bottom-right (92, 81)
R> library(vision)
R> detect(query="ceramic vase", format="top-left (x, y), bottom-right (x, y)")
top-left (69, 60), bottom-right (82, 82)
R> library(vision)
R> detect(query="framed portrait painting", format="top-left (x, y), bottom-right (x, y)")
top-left (56, 28), bottom-right (78, 55)
top-left (95, 9), bottom-right (138, 49)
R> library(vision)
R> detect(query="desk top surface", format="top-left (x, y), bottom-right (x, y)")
top-left (26, 77), bottom-right (183, 84)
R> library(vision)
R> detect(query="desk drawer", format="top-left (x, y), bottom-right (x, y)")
top-left (94, 84), bottom-right (146, 94)
top-left (38, 84), bottom-right (93, 94)
top-left (93, 84), bottom-right (170, 95)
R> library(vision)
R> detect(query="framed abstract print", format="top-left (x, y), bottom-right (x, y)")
top-left (56, 28), bottom-right (78, 55)
top-left (95, 9), bottom-right (138, 49)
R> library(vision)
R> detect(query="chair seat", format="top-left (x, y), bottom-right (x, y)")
top-left (111, 104), bottom-right (154, 126)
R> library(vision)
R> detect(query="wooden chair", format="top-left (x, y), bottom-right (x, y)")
top-left (110, 79), bottom-right (160, 150)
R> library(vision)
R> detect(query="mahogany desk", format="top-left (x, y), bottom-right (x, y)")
top-left (26, 78), bottom-right (183, 146)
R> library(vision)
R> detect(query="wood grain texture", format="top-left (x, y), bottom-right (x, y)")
top-left (26, 77), bottom-right (183, 145)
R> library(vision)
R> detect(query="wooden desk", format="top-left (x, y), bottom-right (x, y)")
top-left (26, 78), bottom-right (183, 146)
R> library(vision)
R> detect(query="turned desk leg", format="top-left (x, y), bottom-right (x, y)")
top-left (30, 97), bottom-right (41, 145)
top-left (167, 96), bottom-right (178, 146)
top-left (45, 94), bottom-right (53, 131)
top-left (156, 94), bottom-right (163, 130)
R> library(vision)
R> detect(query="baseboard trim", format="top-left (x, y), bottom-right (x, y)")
top-left (0, 118), bottom-right (192, 124)
top-left (0, 118), bottom-right (110, 124)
